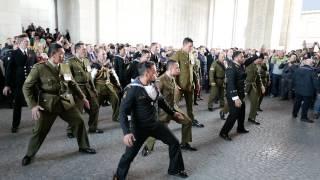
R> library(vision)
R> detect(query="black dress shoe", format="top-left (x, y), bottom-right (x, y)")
top-left (194, 101), bottom-right (199, 105)
top-left (258, 108), bottom-right (263, 112)
top-left (168, 171), bottom-right (188, 178)
top-left (192, 120), bottom-right (204, 128)
top-left (219, 111), bottom-right (226, 120)
top-left (180, 143), bottom-right (197, 151)
top-left (22, 155), bottom-right (32, 166)
top-left (11, 127), bottom-right (18, 133)
top-left (88, 129), bottom-right (104, 134)
top-left (67, 132), bottom-right (75, 138)
top-left (208, 107), bottom-right (214, 111)
top-left (219, 133), bottom-right (232, 141)
top-left (237, 129), bottom-right (249, 133)
top-left (79, 148), bottom-right (96, 154)
top-left (112, 119), bottom-right (120, 122)
top-left (141, 146), bottom-right (152, 157)
top-left (248, 118), bottom-right (260, 125)
top-left (301, 118), bottom-right (314, 123)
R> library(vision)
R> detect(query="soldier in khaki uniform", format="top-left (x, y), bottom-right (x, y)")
top-left (170, 37), bottom-right (204, 128)
top-left (67, 42), bottom-right (102, 136)
top-left (21, 43), bottom-right (96, 166)
top-left (245, 57), bottom-right (265, 125)
top-left (257, 58), bottom-right (270, 111)
top-left (192, 49), bottom-right (201, 105)
top-left (91, 48), bottom-right (121, 122)
top-left (208, 52), bottom-right (226, 111)
top-left (141, 60), bottom-right (196, 156)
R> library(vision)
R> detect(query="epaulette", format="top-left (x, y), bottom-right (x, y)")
top-left (32, 61), bottom-right (45, 68)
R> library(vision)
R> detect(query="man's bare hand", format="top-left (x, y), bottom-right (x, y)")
top-left (173, 112), bottom-right (184, 122)
top-left (31, 105), bottom-right (44, 120)
top-left (261, 86), bottom-right (266, 94)
top-left (123, 133), bottom-right (136, 147)
top-left (83, 98), bottom-right (90, 109)
top-left (3, 86), bottom-right (11, 96)
top-left (234, 99), bottom-right (242, 108)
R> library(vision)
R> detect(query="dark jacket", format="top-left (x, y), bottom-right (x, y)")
top-left (114, 55), bottom-right (128, 88)
top-left (5, 48), bottom-right (36, 90)
top-left (119, 78), bottom-right (175, 135)
top-left (126, 59), bottom-right (140, 82)
top-left (225, 55), bottom-right (259, 101)
top-left (280, 63), bottom-right (298, 79)
top-left (293, 65), bottom-right (318, 96)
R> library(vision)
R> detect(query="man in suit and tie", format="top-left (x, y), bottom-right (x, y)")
top-left (3, 34), bottom-right (36, 133)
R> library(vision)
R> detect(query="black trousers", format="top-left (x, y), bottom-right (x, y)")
top-left (116, 122), bottom-right (184, 180)
top-left (220, 99), bottom-right (246, 135)
top-left (12, 89), bottom-right (25, 129)
top-left (292, 94), bottom-right (312, 119)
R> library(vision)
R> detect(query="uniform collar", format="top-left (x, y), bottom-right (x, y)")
top-left (48, 59), bottom-right (58, 68)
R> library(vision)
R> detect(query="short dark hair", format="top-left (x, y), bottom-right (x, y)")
top-left (141, 49), bottom-right (150, 55)
top-left (138, 61), bottom-right (155, 76)
top-left (166, 60), bottom-right (178, 70)
top-left (232, 51), bottom-right (243, 59)
top-left (183, 37), bottom-right (193, 45)
top-left (75, 42), bottom-right (84, 51)
top-left (48, 43), bottom-right (63, 58)
top-left (150, 42), bottom-right (158, 48)
top-left (117, 44), bottom-right (125, 54)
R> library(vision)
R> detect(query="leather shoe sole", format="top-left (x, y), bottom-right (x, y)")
top-left (237, 129), bottom-right (249, 134)
top-left (248, 119), bottom-right (260, 125)
top-left (89, 129), bottom-right (104, 134)
top-left (22, 155), bottom-right (32, 166)
top-left (180, 144), bottom-right (197, 151)
top-left (168, 171), bottom-right (188, 178)
top-left (219, 133), bottom-right (232, 141)
top-left (192, 120), bottom-right (204, 128)
top-left (79, 148), bottom-right (96, 154)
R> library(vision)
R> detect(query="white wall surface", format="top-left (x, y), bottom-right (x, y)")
top-left (20, 0), bottom-right (55, 31)
top-left (0, 0), bottom-right (22, 43)
top-left (1, 0), bottom-right (317, 51)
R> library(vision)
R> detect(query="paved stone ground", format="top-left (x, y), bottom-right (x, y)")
top-left (0, 94), bottom-right (320, 180)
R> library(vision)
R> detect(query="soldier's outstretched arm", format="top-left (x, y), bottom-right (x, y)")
top-left (158, 95), bottom-right (175, 116)
top-left (23, 66), bottom-right (40, 108)
top-left (68, 80), bottom-right (85, 100)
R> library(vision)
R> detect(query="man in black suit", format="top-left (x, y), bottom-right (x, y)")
top-left (219, 51), bottom-right (261, 141)
top-left (3, 34), bottom-right (36, 133)
top-left (114, 44), bottom-right (129, 89)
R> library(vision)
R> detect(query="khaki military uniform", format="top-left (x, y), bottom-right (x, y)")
top-left (68, 57), bottom-right (100, 132)
top-left (245, 63), bottom-right (262, 120)
top-left (193, 56), bottom-right (201, 102)
top-left (258, 63), bottom-right (269, 107)
top-left (94, 65), bottom-right (120, 122)
top-left (170, 50), bottom-right (198, 121)
top-left (208, 61), bottom-right (225, 109)
top-left (145, 73), bottom-right (193, 150)
top-left (22, 61), bottom-right (90, 157)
